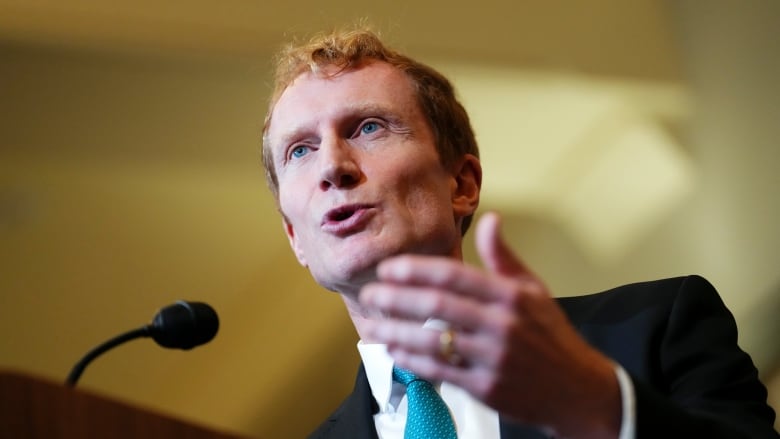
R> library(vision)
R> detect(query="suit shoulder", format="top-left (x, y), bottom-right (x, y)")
top-left (557, 275), bottom-right (719, 323)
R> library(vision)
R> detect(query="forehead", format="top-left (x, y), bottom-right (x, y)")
top-left (266, 61), bottom-right (421, 144)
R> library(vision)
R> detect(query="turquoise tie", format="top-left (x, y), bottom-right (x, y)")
top-left (393, 366), bottom-right (457, 439)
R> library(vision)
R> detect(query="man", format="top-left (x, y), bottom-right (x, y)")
top-left (261, 28), bottom-right (778, 438)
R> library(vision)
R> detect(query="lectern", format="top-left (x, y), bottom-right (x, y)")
top-left (0, 370), bottom-right (247, 438)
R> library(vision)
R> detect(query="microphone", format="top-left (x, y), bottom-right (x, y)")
top-left (65, 300), bottom-right (219, 387)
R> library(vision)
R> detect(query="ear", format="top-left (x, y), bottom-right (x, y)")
top-left (283, 217), bottom-right (308, 267)
top-left (451, 154), bottom-right (482, 218)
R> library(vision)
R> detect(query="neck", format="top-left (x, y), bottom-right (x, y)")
top-left (339, 244), bottom-right (466, 343)
top-left (342, 294), bottom-right (382, 342)
top-left (336, 260), bottom-right (410, 343)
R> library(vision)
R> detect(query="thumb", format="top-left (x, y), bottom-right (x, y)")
top-left (475, 212), bottom-right (531, 277)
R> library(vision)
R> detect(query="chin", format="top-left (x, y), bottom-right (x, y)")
top-left (309, 234), bottom-right (439, 292)
top-left (311, 257), bottom-right (381, 295)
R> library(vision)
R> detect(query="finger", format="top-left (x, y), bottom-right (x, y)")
top-left (360, 282), bottom-right (487, 329)
top-left (376, 255), bottom-right (518, 303)
top-left (475, 211), bottom-right (531, 277)
top-left (363, 318), bottom-right (501, 368)
top-left (364, 320), bottom-right (461, 362)
top-left (389, 345), bottom-right (498, 397)
top-left (389, 348), bottom-right (475, 384)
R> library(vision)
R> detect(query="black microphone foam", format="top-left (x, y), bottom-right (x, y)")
top-left (150, 300), bottom-right (219, 349)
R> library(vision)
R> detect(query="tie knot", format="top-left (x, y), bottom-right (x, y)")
top-left (392, 367), bottom-right (422, 386)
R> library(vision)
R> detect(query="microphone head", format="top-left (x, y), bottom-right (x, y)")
top-left (150, 301), bottom-right (219, 350)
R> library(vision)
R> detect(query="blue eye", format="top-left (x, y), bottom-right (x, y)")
top-left (290, 145), bottom-right (309, 159)
top-left (361, 122), bottom-right (379, 134)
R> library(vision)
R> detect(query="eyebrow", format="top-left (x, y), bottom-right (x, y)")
top-left (274, 102), bottom-right (405, 147)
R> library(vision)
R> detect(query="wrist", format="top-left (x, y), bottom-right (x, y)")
top-left (551, 354), bottom-right (622, 439)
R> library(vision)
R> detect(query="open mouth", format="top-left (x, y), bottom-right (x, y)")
top-left (329, 207), bottom-right (356, 222)
top-left (325, 204), bottom-right (367, 223)
top-left (321, 204), bottom-right (375, 234)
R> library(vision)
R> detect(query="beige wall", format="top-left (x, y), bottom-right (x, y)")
top-left (1, 1), bottom-right (778, 436)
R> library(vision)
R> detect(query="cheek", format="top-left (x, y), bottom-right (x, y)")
top-left (397, 167), bottom-right (454, 219)
top-left (278, 177), bottom-right (310, 217)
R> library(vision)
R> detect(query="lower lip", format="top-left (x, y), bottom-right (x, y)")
top-left (321, 207), bottom-right (376, 236)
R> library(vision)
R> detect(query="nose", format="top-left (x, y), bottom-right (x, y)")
top-left (318, 137), bottom-right (361, 190)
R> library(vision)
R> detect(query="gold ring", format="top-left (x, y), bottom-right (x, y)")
top-left (438, 329), bottom-right (460, 365)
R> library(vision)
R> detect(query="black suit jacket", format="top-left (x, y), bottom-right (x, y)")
top-left (309, 275), bottom-right (778, 438)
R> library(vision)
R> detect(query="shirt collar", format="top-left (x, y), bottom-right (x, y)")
top-left (356, 341), bottom-right (395, 411)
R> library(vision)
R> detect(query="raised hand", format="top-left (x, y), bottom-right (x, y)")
top-left (360, 212), bottom-right (622, 439)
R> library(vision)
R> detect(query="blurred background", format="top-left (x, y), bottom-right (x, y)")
top-left (1, 0), bottom-right (778, 436)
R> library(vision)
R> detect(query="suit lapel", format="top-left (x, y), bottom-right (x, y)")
top-left (309, 364), bottom-right (379, 439)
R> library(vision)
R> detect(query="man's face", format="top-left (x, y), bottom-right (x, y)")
top-left (265, 61), bottom-right (472, 294)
